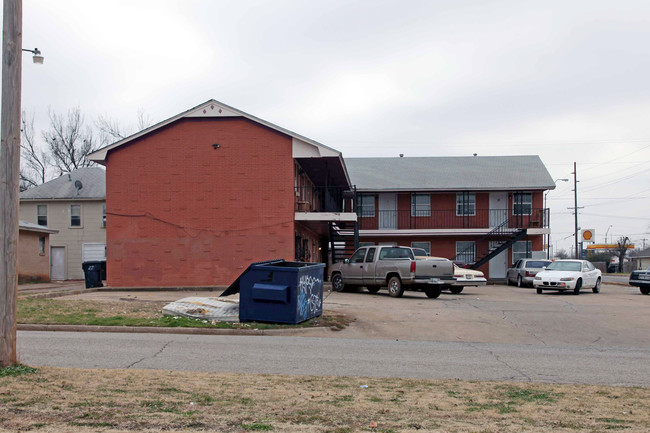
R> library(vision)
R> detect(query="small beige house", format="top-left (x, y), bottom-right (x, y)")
top-left (18, 220), bottom-right (58, 282)
top-left (20, 168), bottom-right (106, 280)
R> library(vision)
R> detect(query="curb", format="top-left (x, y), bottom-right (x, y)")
top-left (17, 323), bottom-right (329, 336)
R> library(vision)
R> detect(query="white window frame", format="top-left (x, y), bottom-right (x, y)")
top-left (410, 193), bottom-right (431, 217)
top-left (37, 204), bottom-right (47, 226)
top-left (456, 192), bottom-right (476, 216)
top-left (70, 204), bottom-right (82, 228)
top-left (456, 241), bottom-right (476, 264)
top-left (513, 192), bottom-right (532, 215)
top-left (411, 241), bottom-right (431, 255)
top-left (358, 195), bottom-right (375, 217)
top-left (512, 240), bottom-right (532, 262)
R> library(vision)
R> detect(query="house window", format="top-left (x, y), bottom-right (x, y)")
top-left (102, 204), bottom-right (106, 228)
top-left (37, 205), bottom-right (47, 226)
top-left (38, 236), bottom-right (45, 254)
top-left (411, 241), bottom-right (431, 255)
top-left (513, 193), bottom-right (532, 215)
top-left (410, 194), bottom-right (431, 217)
top-left (456, 192), bottom-right (476, 216)
top-left (512, 241), bottom-right (532, 262)
top-left (70, 205), bottom-right (81, 227)
top-left (358, 195), bottom-right (375, 217)
top-left (456, 241), bottom-right (475, 264)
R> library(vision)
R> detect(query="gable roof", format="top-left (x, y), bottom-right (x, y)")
top-left (87, 99), bottom-right (344, 163)
top-left (346, 155), bottom-right (555, 191)
top-left (20, 167), bottom-right (106, 200)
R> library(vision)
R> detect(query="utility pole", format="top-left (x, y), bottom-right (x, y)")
top-left (0, 0), bottom-right (22, 367)
top-left (572, 162), bottom-right (579, 259)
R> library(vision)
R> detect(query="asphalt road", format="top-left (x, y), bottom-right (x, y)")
top-left (18, 331), bottom-right (650, 387)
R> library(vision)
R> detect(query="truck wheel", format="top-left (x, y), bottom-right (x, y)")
top-left (387, 276), bottom-right (404, 298)
top-left (640, 286), bottom-right (649, 295)
top-left (425, 287), bottom-right (442, 298)
top-left (449, 286), bottom-right (464, 294)
top-left (331, 274), bottom-right (345, 292)
top-left (573, 279), bottom-right (582, 295)
top-left (517, 275), bottom-right (523, 287)
top-left (592, 278), bottom-right (601, 293)
top-left (367, 286), bottom-right (380, 294)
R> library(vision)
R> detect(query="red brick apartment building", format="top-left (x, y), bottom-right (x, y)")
top-left (88, 100), bottom-right (555, 286)
top-left (344, 156), bottom-right (555, 279)
top-left (87, 100), bottom-right (355, 287)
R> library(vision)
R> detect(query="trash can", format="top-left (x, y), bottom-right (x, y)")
top-left (222, 259), bottom-right (325, 324)
top-left (82, 261), bottom-right (104, 289)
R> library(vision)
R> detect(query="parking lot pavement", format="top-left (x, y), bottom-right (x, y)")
top-left (54, 283), bottom-right (648, 348)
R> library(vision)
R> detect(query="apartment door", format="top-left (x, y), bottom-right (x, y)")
top-left (489, 192), bottom-right (508, 228)
top-left (378, 193), bottom-right (397, 229)
top-left (488, 241), bottom-right (507, 279)
top-left (51, 246), bottom-right (65, 280)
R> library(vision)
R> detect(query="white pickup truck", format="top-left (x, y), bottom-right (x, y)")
top-left (329, 246), bottom-right (455, 298)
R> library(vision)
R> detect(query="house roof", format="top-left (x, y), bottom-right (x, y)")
top-left (346, 155), bottom-right (556, 191)
top-left (20, 167), bottom-right (106, 200)
top-left (19, 220), bottom-right (58, 234)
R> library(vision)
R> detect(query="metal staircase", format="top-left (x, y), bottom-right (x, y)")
top-left (329, 221), bottom-right (358, 263)
top-left (454, 218), bottom-right (528, 269)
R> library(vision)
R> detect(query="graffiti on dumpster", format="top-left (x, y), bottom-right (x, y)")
top-left (297, 274), bottom-right (322, 320)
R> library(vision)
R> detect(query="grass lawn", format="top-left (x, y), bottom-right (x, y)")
top-left (17, 297), bottom-right (351, 330)
top-left (1, 365), bottom-right (648, 432)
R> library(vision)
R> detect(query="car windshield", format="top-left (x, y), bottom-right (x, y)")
top-left (546, 261), bottom-right (582, 272)
top-left (526, 260), bottom-right (551, 268)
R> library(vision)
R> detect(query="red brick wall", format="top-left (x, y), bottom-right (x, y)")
top-left (105, 117), bottom-right (295, 287)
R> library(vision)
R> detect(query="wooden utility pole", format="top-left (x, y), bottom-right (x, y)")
top-left (572, 162), bottom-right (579, 260)
top-left (0, 0), bottom-right (22, 367)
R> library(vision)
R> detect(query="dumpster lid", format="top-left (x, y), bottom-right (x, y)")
top-left (220, 259), bottom-right (286, 297)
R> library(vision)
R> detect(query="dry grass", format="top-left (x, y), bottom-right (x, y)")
top-left (1, 366), bottom-right (649, 432)
top-left (17, 298), bottom-right (352, 330)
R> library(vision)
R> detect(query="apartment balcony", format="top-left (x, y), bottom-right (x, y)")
top-left (294, 186), bottom-right (357, 233)
top-left (357, 208), bottom-right (549, 232)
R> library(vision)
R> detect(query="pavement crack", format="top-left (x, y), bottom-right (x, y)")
top-left (470, 343), bottom-right (532, 382)
top-left (126, 341), bottom-right (172, 369)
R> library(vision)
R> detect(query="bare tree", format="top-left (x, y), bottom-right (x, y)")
top-left (96, 107), bottom-right (151, 143)
top-left (20, 112), bottom-right (50, 191)
top-left (42, 107), bottom-right (98, 175)
top-left (555, 249), bottom-right (569, 259)
top-left (613, 236), bottom-right (632, 272)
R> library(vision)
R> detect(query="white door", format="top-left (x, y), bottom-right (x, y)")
top-left (378, 193), bottom-right (397, 229)
top-left (489, 192), bottom-right (508, 228)
top-left (51, 247), bottom-right (65, 280)
top-left (488, 241), bottom-right (507, 279)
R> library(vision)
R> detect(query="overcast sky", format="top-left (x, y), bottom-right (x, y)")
top-left (11, 0), bottom-right (650, 254)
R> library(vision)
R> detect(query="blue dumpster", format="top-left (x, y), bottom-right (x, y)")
top-left (221, 259), bottom-right (325, 324)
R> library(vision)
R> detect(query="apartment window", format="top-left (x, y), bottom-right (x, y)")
top-left (456, 192), bottom-right (476, 216)
top-left (37, 205), bottom-right (47, 226)
top-left (359, 242), bottom-right (375, 247)
top-left (456, 241), bottom-right (476, 264)
top-left (102, 204), bottom-right (106, 228)
top-left (358, 195), bottom-right (375, 217)
top-left (70, 204), bottom-right (81, 227)
top-left (38, 236), bottom-right (45, 254)
top-left (513, 193), bottom-right (532, 215)
top-left (411, 193), bottom-right (431, 217)
top-left (512, 241), bottom-right (532, 262)
top-left (411, 241), bottom-right (431, 255)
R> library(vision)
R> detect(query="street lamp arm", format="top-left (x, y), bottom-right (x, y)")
top-left (22, 48), bottom-right (43, 64)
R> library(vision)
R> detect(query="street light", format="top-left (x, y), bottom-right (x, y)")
top-left (22, 47), bottom-right (43, 64)
top-left (545, 178), bottom-right (570, 259)
top-left (605, 225), bottom-right (613, 244)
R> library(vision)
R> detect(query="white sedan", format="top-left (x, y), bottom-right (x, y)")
top-left (533, 259), bottom-right (602, 295)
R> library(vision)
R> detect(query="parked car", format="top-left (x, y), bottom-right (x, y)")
top-left (412, 251), bottom-right (486, 294)
top-left (533, 259), bottom-right (602, 295)
top-left (629, 266), bottom-right (650, 295)
top-left (329, 246), bottom-right (455, 298)
top-left (506, 259), bottom-right (552, 287)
